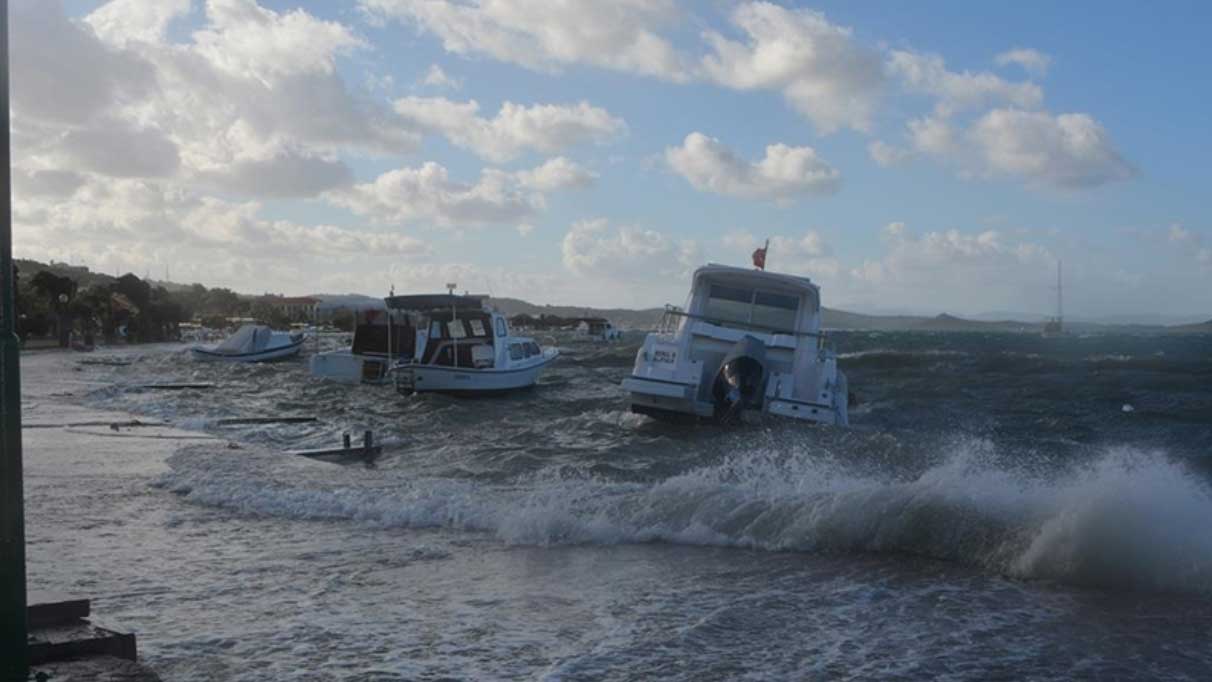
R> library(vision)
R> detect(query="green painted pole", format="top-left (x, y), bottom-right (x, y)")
top-left (0, 0), bottom-right (30, 677)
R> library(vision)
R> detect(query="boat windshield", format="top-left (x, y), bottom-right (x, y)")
top-left (702, 284), bottom-right (800, 332)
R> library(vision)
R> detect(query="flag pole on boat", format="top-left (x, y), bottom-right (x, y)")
top-left (752, 238), bottom-right (769, 271)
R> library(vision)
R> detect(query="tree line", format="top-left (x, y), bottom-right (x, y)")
top-left (12, 265), bottom-right (268, 346)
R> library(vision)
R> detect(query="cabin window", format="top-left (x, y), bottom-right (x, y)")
top-left (751, 291), bottom-right (799, 330)
top-left (447, 320), bottom-right (467, 339)
top-left (525, 341), bottom-right (540, 357)
top-left (704, 284), bottom-right (754, 327)
top-left (703, 284), bottom-right (800, 332)
top-left (509, 343), bottom-right (524, 360)
top-left (496, 318), bottom-right (508, 337)
top-left (430, 320), bottom-right (443, 338)
top-left (469, 319), bottom-right (487, 337)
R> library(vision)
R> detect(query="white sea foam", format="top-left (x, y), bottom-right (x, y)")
top-left (160, 439), bottom-right (1212, 593)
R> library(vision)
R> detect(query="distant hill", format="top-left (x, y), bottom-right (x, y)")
top-left (484, 297), bottom-right (666, 329)
top-left (14, 258), bottom-right (117, 291)
top-left (13, 257), bottom-right (1209, 334)
top-left (1167, 319), bottom-right (1212, 334)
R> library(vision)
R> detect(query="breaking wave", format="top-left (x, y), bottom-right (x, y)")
top-left (159, 438), bottom-right (1212, 594)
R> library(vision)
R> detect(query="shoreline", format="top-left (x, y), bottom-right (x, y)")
top-left (20, 348), bottom-right (212, 680)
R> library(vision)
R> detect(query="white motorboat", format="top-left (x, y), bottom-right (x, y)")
top-left (622, 263), bottom-right (849, 425)
top-left (576, 317), bottom-right (623, 342)
top-left (387, 294), bottom-right (558, 396)
top-left (310, 311), bottom-right (412, 384)
top-left (191, 324), bottom-right (304, 363)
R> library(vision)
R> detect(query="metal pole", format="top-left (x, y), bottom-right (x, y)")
top-left (0, 0), bottom-right (30, 676)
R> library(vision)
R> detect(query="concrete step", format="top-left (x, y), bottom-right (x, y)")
top-left (28, 591), bottom-right (91, 628)
top-left (27, 593), bottom-right (139, 665)
top-left (28, 619), bottom-right (137, 665)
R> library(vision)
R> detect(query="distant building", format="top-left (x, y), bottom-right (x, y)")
top-left (257, 295), bottom-right (320, 322)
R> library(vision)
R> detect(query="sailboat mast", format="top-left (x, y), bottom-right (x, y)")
top-left (1057, 260), bottom-right (1063, 321)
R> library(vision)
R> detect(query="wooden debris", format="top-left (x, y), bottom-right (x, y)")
top-left (214, 416), bottom-right (318, 426)
top-left (24, 419), bottom-right (169, 430)
top-left (288, 430), bottom-right (381, 464)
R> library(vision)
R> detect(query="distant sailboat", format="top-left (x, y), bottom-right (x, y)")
top-left (1042, 260), bottom-right (1064, 337)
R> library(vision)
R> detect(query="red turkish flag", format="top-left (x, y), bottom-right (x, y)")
top-left (752, 246), bottom-right (767, 270)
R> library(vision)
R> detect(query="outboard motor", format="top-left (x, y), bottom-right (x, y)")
top-left (711, 336), bottom-right (768, 424)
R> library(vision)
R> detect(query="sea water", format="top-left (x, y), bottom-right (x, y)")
top-left (23, 331), bottom-right (1212, 679)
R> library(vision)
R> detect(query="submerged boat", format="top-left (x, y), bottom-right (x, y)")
top-left (622, 263), bottom-right (849, 425)
top-left (387, 294), bottom-right (558, 395)
top-left (310, 310), bottom-right (412, 384)
top-left (191, 324), bottom-right (304, 362)
top-left (576, 317), bottom-right (622, 342)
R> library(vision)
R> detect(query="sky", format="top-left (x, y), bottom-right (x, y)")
top-left (10, 0), bottom-right (1211, 320)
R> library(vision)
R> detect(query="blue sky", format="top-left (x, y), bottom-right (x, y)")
top-left (14, 0), bottom-right (1211, 320)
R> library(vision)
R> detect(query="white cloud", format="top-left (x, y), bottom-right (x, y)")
top-left (1168, 224), bottom-right (1194, 243)
top-left (192, 0), bottom-right (366, 83)
top-left (393, 97), bottom-right (625, 162)
top-left (995, 48), bottom-right (1051, 76)
top-left (421, 63), bottom-right (461, 89)
top-left (11, 1), bottom-right (156, 127)
top-left (513, 157), bottom-right (596, 191)
top-left (13, 174), bottom-right (428, 293)
top-left (327, 162), bottom-right (548, 227)
top-left (970, 109), bottom-right (1135, 189)
top-left (13, 169), bottom-right (87, 198)
top-left (562, 218), bottom-right (700, 283)
top-left (197, 151), bottom-right (354, 197)
top-left (700, 2), bottom-right (885, 133)
top-left (838, 222), bottom-right (1056, 313)
top-left (907, 114), bottom-right (959, 157)
top-left (899, 109), bottom-right (1133, 190)
top-left (47, 120), bottom-right (179, 179)
top-left (868, 140), bottom-right (911, 167)
top-left (85, 0), bottom-right (192, 46)
top-left (1165, 224), bottom-right (1211, 270)
top-left (888, 49), bottom-right (1043, 115)
top-left (361, 0), bottom-right (690, 81)
top-left (666, 132), bottom-right (840, 201)
top-left (720, 229), bottom-right (837, 279)
top-left (34, 0), bottom-right (419, 201)
top-left (516, 223), bottom-right (536, 237)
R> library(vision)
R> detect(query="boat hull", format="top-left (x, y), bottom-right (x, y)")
top-left (624, 372), bottom-right (848, 426)
top-left (395, 353), bottom-right (556, 395)
top-left (191, 339), bottom-right (304, 363)
top-left (310, 350), bottom-right (391, 384)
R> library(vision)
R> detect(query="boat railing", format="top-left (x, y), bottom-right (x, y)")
top-left (658, 305), bottom-right (828, 348)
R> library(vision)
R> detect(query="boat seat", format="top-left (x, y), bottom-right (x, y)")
top-left (471, 344), bottom-right (494, 368)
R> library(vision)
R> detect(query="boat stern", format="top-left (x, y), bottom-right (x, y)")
top-left (622, 335), bottom-right (711, 418)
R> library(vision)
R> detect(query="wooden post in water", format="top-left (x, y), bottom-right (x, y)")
top-left (0, 2), bottom-right (31, 676)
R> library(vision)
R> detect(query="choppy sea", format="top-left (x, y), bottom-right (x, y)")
top-left (24, 330), bottom-right (1212, 680)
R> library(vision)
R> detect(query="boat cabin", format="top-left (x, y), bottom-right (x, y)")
top-left (384, 294), bottom-right (533, 370)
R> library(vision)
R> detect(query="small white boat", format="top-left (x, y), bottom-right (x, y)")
top-left (576, 317), bottom-right (623, 342)
top-left (310, 312), bottom-right (412, 384)
top-left (387, 294), bottom-right (558, 396)
top-left (192, 324), bottom-right (304, 363)
top-left (622, 263), bottom-right (849, 425)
